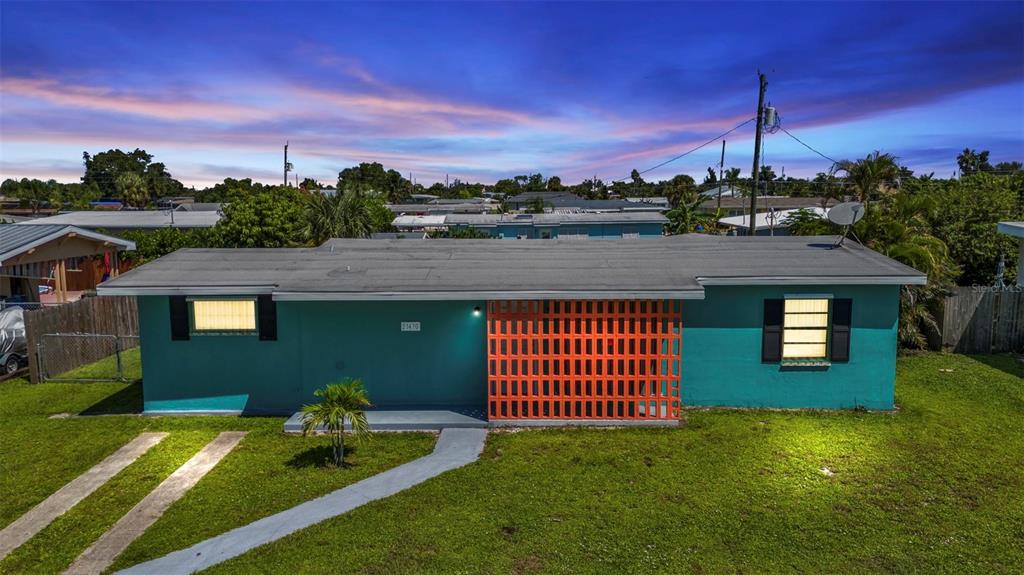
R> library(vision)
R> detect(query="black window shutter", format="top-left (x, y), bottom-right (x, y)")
top-left (169, 296), bottom-right (190, 341)
top-left (762, 299), bottom-right (783, 363)
top-left (258, 295), bottom-right (277, 341)
top-left (831, 299), bottom-right (852, 362)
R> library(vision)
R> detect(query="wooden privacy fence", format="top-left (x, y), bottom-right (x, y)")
top-left (942, 286), bottom-right (1024, 354)
top-left (25, 296), bottom-right (139, 383)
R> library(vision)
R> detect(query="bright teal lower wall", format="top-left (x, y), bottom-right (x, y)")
top-left (138, 297), bottom-right (487, 414)
top-left (680, 285), bottom-right (899, 409)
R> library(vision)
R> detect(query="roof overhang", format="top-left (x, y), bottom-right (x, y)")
top-left (271, 289), bottom-right (705, 301)
top-left (96, 285), bottom-right (275, 296)
top-left (97, 286), bottom-right (705, 300)
top-left (697, 275), bottom-right (927, 286)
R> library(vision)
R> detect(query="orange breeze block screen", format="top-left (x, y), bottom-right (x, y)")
top-left (487, 300), bottom-right (681, 421)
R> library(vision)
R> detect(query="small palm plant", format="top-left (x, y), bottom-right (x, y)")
top-left (300, 379), bottom-right (371, 466)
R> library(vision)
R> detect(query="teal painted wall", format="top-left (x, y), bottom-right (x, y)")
top-left (680, 285), bottom-right (899, 410)
top-left (138, 297), bottom-right (486, 414)
top-left (137, 283), bottom-right (899, 414)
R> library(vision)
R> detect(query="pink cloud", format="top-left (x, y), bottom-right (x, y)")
top-left (0, 76), bottom-right (274, 123)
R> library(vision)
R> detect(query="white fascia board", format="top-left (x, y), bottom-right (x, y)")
top-left (96, 285), bottom-right (276, 296)
top-left (697, 275), bottom-right (928, 286)
top-left (272, 289), bottom-right (706, 301)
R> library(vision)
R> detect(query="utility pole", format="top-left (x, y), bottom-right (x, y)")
top-left (283, 142), bottom-right (292, 186)
top-left (749, 72), bottom-right (767, 236)
top-left (717, 139), bottom-right (726, 211)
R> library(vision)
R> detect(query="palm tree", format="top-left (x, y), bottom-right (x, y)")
top-left (852, 200), bottom-right (957, 349)
top-left (300, 379), bottom-right (371, 466)
top-left (115, 172), bottom-right (149, 209)
top-left (665, 191), bottom-right (718, 235)
top-left (304, 190), bottom-right (374, 244)
top-left (836, 151), bottom-right (899, 206)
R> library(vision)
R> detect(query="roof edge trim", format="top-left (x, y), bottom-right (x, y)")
top-left (697, 275), bottom-right (927, 286)
top-left (273, 290), bottom-right (705, 301)
top-left (97, 285), bottom-right (276, 296)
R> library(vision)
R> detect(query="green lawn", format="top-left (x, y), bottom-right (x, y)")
top-left (1, 353), bottom-right (1021, 574)
top-left (0, 373), bottom-right (436, 575)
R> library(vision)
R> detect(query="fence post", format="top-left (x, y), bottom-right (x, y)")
top-left (35, 342), bottom-right (45, 383)
top-left (115, 336), bottom-right (124, 382)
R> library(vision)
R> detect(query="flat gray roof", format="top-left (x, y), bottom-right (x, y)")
top-left (98, 236), bottom-right (926, 300)
top-left (18, 210), bottom-right (221, 229)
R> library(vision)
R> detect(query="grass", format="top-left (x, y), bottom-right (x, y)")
top-left (202, 353), bottom-right (1022, 575)
top-left (0, 371), bottom-right (436, 575)
top-left (1, 353), bottom-right (1020, 574)
top-left (51, 346), bottom-right (143, 383)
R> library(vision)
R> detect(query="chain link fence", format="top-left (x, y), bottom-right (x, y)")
top-left (37, 333), bottom-right (141, 383)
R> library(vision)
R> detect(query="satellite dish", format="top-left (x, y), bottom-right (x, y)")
top-left (827, 202), bottom-right (865, 226)
top-left (827, 202), bottom-right (864, 249)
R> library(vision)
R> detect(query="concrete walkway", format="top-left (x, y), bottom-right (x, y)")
top-left (65, 432), bottom-right (247, 575)
top-left (0, 432), bottom-right (168, 561)
top-left (284, 409), bottom-right (488, 432)
top-left (117, 428), bottom-right (488, 575)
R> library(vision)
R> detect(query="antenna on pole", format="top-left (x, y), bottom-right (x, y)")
top-left (283, 142), bottom-right (294, 186)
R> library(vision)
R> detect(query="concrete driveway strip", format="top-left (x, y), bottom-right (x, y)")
top-left (116, 427), bottom-right (487, 575)
top-left (65, 431), bottom-right (247, 575)
top-left (0, 432), bottom-right (168, 561)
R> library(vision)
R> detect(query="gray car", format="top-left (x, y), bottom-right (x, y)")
top-left (0, 307), bottom-right (28, 374)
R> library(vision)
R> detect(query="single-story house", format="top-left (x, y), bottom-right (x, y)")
top-left (18, 210), bottom-right (221, 232)
top-left (2, 224), bottom-right (135, 304)
top-left (997, 221), bottom-right (1023, 286)
top-left (97, 236), bottom-right (925, 421)
top-left (393, 212), bottom-right (667, 239)
top-left (719, 207), bottom-right (828, 236)
top-left (700, 195), bottom-right (835, 217)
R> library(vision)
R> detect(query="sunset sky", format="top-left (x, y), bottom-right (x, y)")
top-left (1, 1), bottom-right (1022, 187)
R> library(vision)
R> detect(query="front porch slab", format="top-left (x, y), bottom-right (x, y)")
top-left (284, 408), bottom-right (488, 432)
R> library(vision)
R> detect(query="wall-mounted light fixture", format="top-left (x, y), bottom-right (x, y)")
top-left (473, 306), bottom-right (481, 317)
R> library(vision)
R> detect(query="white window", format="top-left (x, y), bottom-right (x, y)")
top-left (782, 298), bottom-right (829, 359)
top-left (191, 299), bottom-right (257, 334)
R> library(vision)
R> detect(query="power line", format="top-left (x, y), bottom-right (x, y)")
top-left (779, 126), bottom-right (839, 165)
top-left (612, 117), bottom-right (756, 182)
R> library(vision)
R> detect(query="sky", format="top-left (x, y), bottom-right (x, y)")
top-left (1, 1), bottom-right (1022, 188)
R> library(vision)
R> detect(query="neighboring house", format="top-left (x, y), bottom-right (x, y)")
top-left (174, 203), bottom-right (222, 212)
top-left (997, 221), bottom-right (1024, 286)
top-left (16, 210), bottom-right (221, 232)
top-left (719, 207), bottom-right (828, 236)
top-left (1, 224), bottom-right (135, 305)
top-left (505, 191), bottom-right (662, 212)
top-left (369, 232), bottom-right (428, 240)
top-left (699, 196), bottom-right (835, 217)
top-left (97, 236), bottom-right (925, 419)
top-left (624, 196), bottom-right (671, 210)
top-left (700, 184), bottom-right (747, 200)
top-left (393, 212), bottom-right (667, 239)
top-left (387, 203), bottom-right (498, 215)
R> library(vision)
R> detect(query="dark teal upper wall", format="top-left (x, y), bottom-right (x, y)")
top-left (681, 285), bottom-right (899, 410)
top-left (138, 297), bottom-right (486, 414)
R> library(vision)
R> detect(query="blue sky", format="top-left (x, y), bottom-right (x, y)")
top-left (1, 1), bottom-right (1022, 187)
